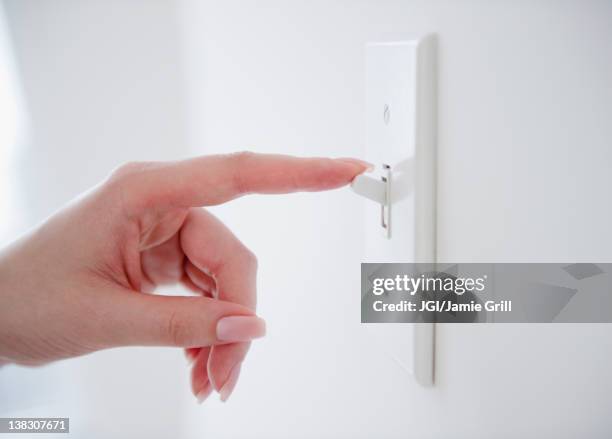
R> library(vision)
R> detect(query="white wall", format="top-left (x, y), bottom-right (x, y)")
top-left (178, 1), bottom-right (612, 438)
top-left (2, 1), bottom-right (190, 437)
top-left (2, 1), bottom-right (611, 438)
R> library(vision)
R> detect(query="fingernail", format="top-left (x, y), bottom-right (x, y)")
top-left (216, 316), bottom-right (266, 342)
top-left (219, 363), bottom-right (242, 402)
top-left (335, 158), bottom-right (375, 172)
top-left (196, 382), bottom-right (213, 404)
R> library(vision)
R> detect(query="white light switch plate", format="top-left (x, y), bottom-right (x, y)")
top-left (362, 36), bottom-right (436, 386)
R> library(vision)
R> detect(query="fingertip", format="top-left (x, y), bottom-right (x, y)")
top-left (190, 346), bottom-right (211, 400)
top-left (332, 158), bottom-right (375, 184)
top-left (334, 157), bottom-right (374, 173)
top-left (219, 363), bottom-right (242, 402)
top-left (308, 157), bottom-right (373, 189)
top-left (196, 382), bottom-right (213, 404)
top-left (207, 342), bottom-right (251, 393)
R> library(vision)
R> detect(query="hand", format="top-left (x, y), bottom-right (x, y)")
top-left (0, 152), bottom-right (369, 402)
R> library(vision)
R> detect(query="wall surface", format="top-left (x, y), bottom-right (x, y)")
top-left (178, 1), bottom-right (612, 438)
top-left (1, 1), bottom-right (611, 438)
top-left (1, 1), bottom-right (190, 437)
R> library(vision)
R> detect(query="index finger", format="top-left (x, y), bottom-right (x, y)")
top-left (112, 152), bottom-right (371, 208)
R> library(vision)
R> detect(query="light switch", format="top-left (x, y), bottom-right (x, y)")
top-left (357, 36), bottom-right (436, 387)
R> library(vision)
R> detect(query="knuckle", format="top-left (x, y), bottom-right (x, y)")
top-left (110, 161), bottom-right (149, 181)
top-left (103, 161), bottom-right (158, 209)
top-left (240, 246), bottom-right (258, 271)
top-left (106, 161), bottom-right (152, 191)
top-left (229, 150), bottom-right (255, 165)
top-left (165, 311), bottom-right (193, 346)
top-left (227, 151), bottom-right (255, 193)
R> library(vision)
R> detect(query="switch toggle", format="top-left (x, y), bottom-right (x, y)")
top-left (351, 164), bottom-right (392, 238)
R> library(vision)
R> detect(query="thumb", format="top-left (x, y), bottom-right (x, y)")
top-left (99, 292), bottom-right (266, 348)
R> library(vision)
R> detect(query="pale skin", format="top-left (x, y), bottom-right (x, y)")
top-left (0, 152), bottom-right (370, 403)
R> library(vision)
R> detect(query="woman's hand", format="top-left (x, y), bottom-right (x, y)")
top-left (0, 152), bottom-right (369, 402)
